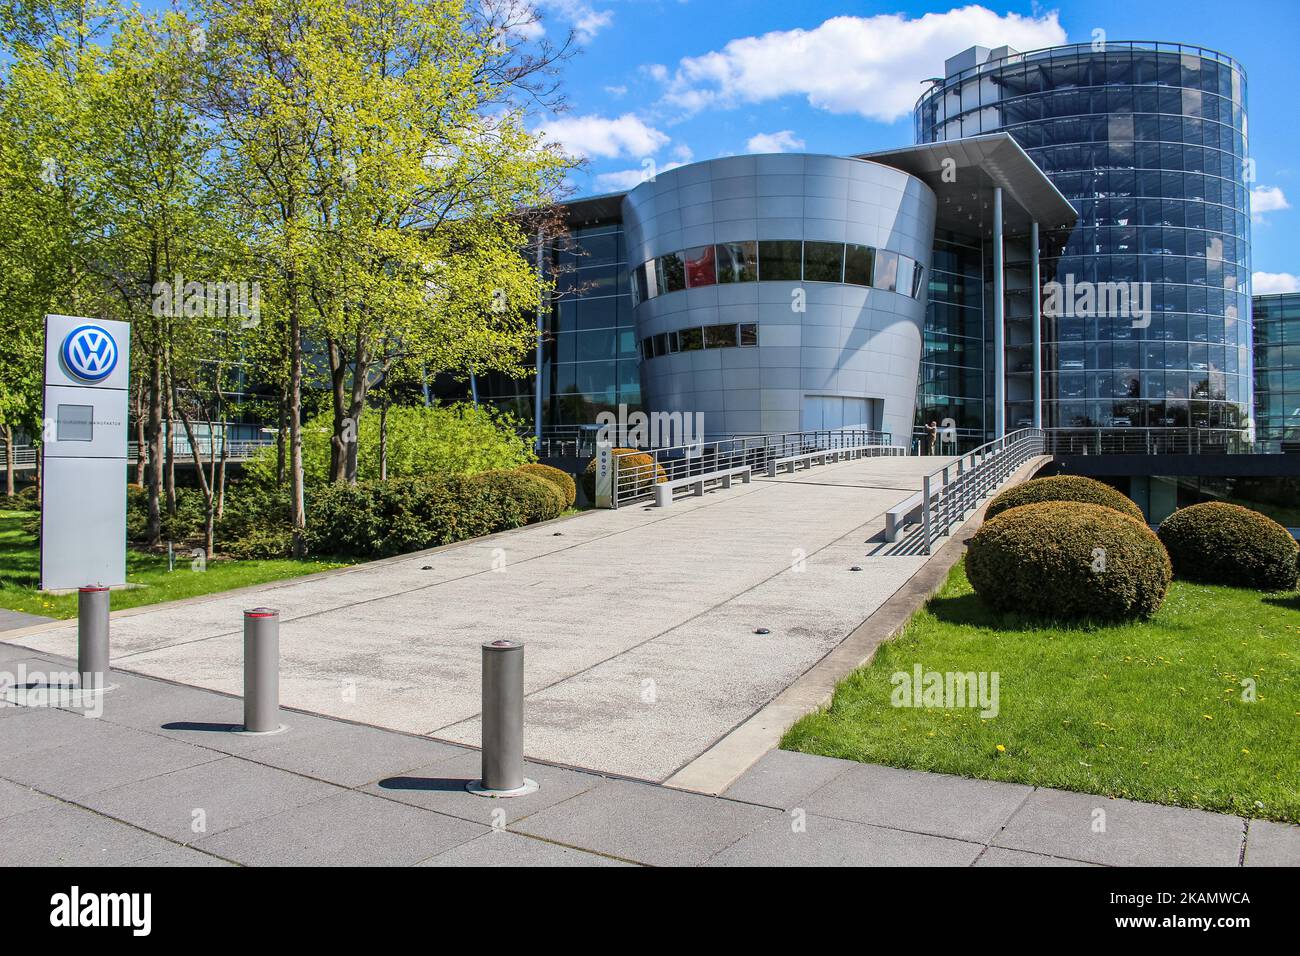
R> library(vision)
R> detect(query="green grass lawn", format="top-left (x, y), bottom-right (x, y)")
top-left (783, 559), bottom-right (1300, 822)
top-left (0, 510), bottom-right (350, 620)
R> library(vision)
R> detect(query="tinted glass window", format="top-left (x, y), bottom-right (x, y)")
top-left (803, 242), bottom-right (844, 282)
top-left (677, 327), bottom-right (703, 351)
top-left (704, 324), bottom-right (738, 348)
top-left (844, 244), bottom-right (874, 286)
top-left (759, 241), bottom-right (802, 281)
top-left (874, 251), bottom-right (899, 292)
top-left (715, 241), bottom-right (758, 283)
top-left (684, 246), bottom-right (717, 288)
top-left (658, 253), bottom-right (686, 293)
top-left (739, 323), bottom-right (759, 346)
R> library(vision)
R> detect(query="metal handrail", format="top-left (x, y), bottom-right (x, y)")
top-left (1, 439), bottom-right (274, 470)
top-left (609, 428), bottom-right (896, 507)
top-left (918, 428), bottom-right (1047, 554)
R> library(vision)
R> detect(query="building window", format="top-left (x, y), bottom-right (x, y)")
top-left (845, 244), bottom-right (874, 286)
top-left (684, 246), bottom-right (717, 288)
top-left (874, 250), bottom-right (899, 292)
top-left (653, 332), bottom-right (668, 357)
top-left (758, 240), bottom-right (802, 281)
top-left (657, 252), bottom-right (686, 294)
top-left (677, 327), bottom-right (704, 351)
top-left (704, 324), bottom-right (738, 348)
top-left (803, 242), bottom-right (845, 283)
top-left (715, 241), bottom-right (758, 283)
top-left (739, 323), bottom-right (759, 346)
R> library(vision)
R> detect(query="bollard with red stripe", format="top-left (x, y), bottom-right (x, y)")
top-left (242, 608), bottom-right (281, 733)
top-left (77, 585), bottom-right (110, 690)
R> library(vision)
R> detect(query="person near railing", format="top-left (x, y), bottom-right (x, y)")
top-left (925, 420), bottom-right (938, 456)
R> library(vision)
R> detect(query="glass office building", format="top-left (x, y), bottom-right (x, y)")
top-left (1253, 292), bottom-right (1300, 447)
top-left (917, 42), bottom-right (1252, 436)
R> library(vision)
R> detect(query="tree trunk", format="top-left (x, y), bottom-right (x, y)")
top-left (378, 398), bottom-right (388, 482)
top-left (327, 337), bottom-right (347, 483)
top-left (171, 386), bottom-right (216, 562)
top-left (164, 382), bottom-right (176, 516)
top-left (276, 378), bottom-right (287, 487)
top-left (3, 424), bottom-right (14, 498)
top-left (216, 433), bottom-right (227, 518)
top-left (133, 385), bottom-right (147, 488)
top-left (287, 269), bottom-right (307, 557)
top-left (146, 346), bottom-right (164, 546)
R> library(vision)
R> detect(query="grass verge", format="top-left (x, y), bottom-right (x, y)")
top-left (0, 510), bottom-right (350, 620)
top-left (782, 558), bottom-right (1300, 822)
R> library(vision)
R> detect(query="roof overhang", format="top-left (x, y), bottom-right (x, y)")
top-left (856, 133), bottom-right (1077, 238)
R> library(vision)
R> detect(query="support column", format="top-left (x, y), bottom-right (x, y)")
top-left (533, 228), bottom-right (545, 451)
top-left (1030, 219), bottom-right (1042, 430)
top-left (992, 187), bottom-right (1005, 439)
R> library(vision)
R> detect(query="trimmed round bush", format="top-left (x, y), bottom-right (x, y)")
top-left (470, 469), bottom-right (566, 526)
top-left (985, 474), bottom-right (1143, 522)
top-left (967, 501), bottom-right (1172, 620)
top-left (581, 448), bottom-right (667, 502)
top-left (516, 463), bottom-right (576, 509)
top-left (1158, 502), bottom-right (1299, 591)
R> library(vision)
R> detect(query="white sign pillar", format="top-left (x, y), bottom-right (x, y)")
top-left (594, 441), bottom-right (614, 508)
top-left (40, 315), bottom-right (130, 590)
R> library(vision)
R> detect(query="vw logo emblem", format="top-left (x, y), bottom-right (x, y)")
top-left (61, 324), bottom-right (118, 382)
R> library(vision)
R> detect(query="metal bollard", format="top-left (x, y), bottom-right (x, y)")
top-left (242, 608), bottom-right (283, 734)
top-left (77, 585), bottom-right (110, 689)
top-left (469, 640), bottom-right (538, 797)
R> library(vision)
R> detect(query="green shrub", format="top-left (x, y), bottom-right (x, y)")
top-left (1158, 502), bottom-right (1299, 591)
top-left (985, 474), bottom-right (1144, 522)
top-left (516, 463), bottom-right (576, 509)
top-left (226, 525), bottom-right (295, 560)
top-left (967, 501), bottom-right (1172, 620)
top-left (470, 469), bottom-right (566, 527)
top-left (580, 448), bottom-right (667, 502)
top-left (2, 484), bottom-right (38, 510)
top-left (244, 402), bottom-right (534, 487)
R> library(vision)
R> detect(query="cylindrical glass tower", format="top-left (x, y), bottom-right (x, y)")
top-left (916, 42), bottom-right (1251, 437)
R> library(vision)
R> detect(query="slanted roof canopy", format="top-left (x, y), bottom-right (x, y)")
top-left (857, 133), bottom-right (1077, 237)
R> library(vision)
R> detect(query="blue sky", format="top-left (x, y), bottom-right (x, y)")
top-left (524, 0), bottom-right (1300, 287)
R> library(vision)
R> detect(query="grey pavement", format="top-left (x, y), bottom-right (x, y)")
top-left (5, 454), bottom-right (947, 781)
top-left (1, 654), bottom-right (1294, 867)
top-left (0, 609), bottom-right (52, 632)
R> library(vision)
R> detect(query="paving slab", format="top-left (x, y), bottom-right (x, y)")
top-left (0, 609), bottom-right (52, 633)
top-left (0, 712), bottom-right (220, 801)
top-left (992, 788), bottom-right (1246, 867)
top-left (418, 830), bottom-right (635, 867)
top-left (369, 751), bottom-right (606, 827)
top-left (706, 812), bottom-right (983, 866)
top-left (0, 778), bottom-right (59, 821)
top-left (0, 802), bottom-right (188, 866)
top-left (512, 778), bottom-right (778, 866)
top-left (1242, 820), bottom-right (1300, 866)
top-left (79, 757), bottom-right (343, 843)
top-left (719, 749), bottom-right (851, 809)
top-left (195, 790), bottom-right (487, 866)
top-left (4, 454), bottom-right (946, 781)
top-left (802, 761), bottom-right (1033, 844)
top-left (974, 847), bottom-right (1097, 867)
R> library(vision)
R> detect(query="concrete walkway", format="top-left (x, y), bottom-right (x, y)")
top-left (2, 646), bottom-right (1294, 866)
top-left (5, 454), bottom-right (950, 782)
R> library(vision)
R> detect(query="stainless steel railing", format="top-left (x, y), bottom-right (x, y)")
top-left (609, 428), bottom-right (896, 507)
top-left (918, 428), bottom-right (1047, 554)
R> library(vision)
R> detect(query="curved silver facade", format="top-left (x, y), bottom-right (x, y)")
top-left (621, 154), bottom-right (937, 439)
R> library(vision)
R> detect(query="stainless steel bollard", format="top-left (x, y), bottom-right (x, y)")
top-left (77, 585), bottom-right (110, 688)
top-left (242, 608), bottom-right (281, 733)
top-left (470, 640), bottom-right (538, 796)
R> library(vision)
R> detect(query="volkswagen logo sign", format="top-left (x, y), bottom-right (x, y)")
top-left (61, 324), bottom-right (118, 383)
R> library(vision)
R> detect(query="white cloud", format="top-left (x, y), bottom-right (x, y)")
top-left (540, 0), bottom-right (613, 43)
top-left (594, 161), bottom-right (686, 192)
top-left (671, 143), bottom-right (694, 162)
top-left (536, 113), bottom-right (669, 159)
top-left (746, 130), bottom-right (805, 153)
top-left (604, 84), bottom-right (628, 97)
top-left (656, 7), bottom-right (1066, 122)
top-left (1253, 272), bottom-right (1300, 295)
top-left (1251, 185), bottom-right (1290, 222)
